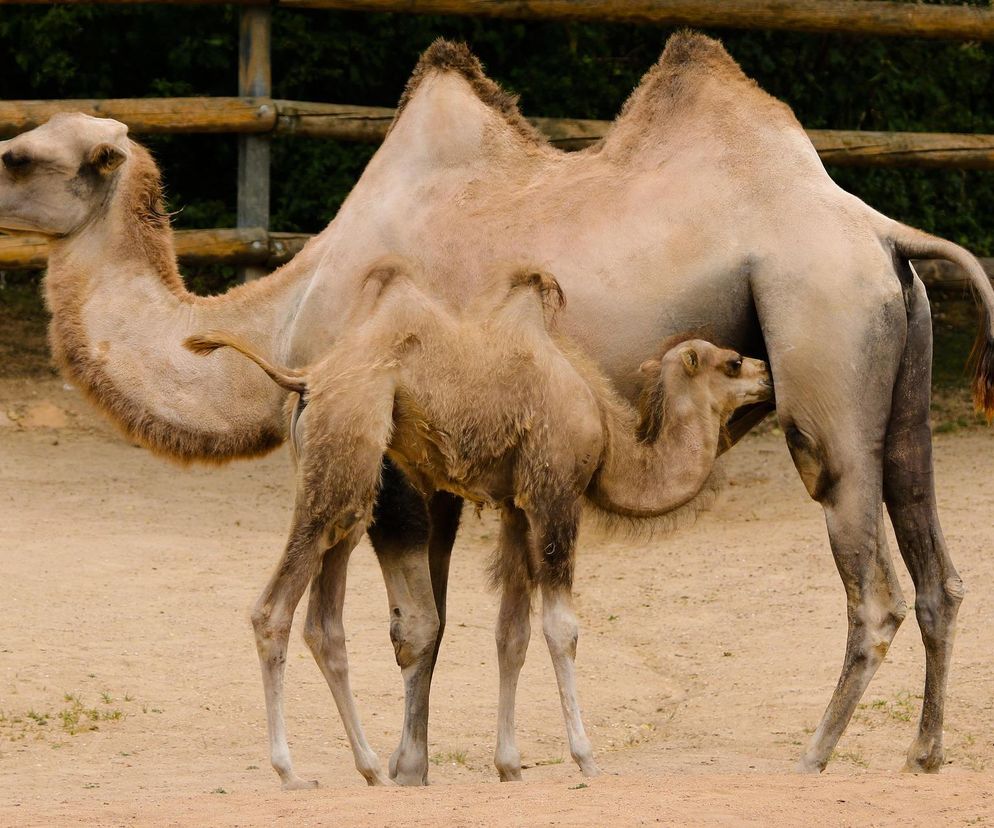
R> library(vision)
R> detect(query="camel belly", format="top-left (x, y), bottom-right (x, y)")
top-left (386, 419), bottom-right (518, 506)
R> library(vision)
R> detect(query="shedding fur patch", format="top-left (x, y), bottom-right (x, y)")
top-left (392, 38), bottom-right (544, 145)
top-left (488, 535), bottom-right (534, 593)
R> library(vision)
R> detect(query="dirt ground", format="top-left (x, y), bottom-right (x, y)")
top-left (2, 376), bottom-right (994, 826)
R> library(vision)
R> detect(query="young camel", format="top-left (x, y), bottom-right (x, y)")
top-left (186, 258), bottom-right (772, 786)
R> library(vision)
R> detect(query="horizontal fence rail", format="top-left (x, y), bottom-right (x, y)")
top-left (0, 229), bottom-right (987, 293)
top-left (4, 98), bottom-right (994, 170)
top-left (279, 0), bottom-right (994, 42)
top-left (11, 0), bottom-right (994, 43)
top-left (0, 229), bottom-right (310, 271)
top-left (0, 98), bottom-right (275, 136)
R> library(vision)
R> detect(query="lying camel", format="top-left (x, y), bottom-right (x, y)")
top-left (185, 259), bottom-right (772, 785)
top-left (2, 30), bottom-right (992, 784)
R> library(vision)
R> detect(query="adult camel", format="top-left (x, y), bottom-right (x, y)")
top-left (0, 32), bottom-right (991, 786)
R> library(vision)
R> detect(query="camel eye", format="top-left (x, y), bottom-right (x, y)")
top-left (726, 358), bottom-right (743, 376)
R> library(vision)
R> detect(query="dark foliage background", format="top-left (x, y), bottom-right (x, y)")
top-left (1, 3), bottom-right (992, 254)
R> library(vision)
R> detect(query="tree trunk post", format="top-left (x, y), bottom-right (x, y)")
top-left (237, 7), bottom-right (272, 281)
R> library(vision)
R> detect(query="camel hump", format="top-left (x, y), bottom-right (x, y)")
top-left (393, 38), bottom-right (543, 146)
top-left (618, 30), bottom-right (760, 123)
top-left (608, 30), bottom-right (808, 165)
top-left (657, 30), bottom-right (747, 79)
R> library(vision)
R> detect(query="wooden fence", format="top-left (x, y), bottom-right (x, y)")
top-left (2, 0), bottom-right (993, 288)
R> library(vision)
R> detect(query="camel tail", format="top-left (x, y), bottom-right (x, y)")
top-left (886, 223), bottom-right (994, 421)
top-left (183, 330), bottom-right (308, 396)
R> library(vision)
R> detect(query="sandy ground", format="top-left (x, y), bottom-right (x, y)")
top-left (2, 377), bottom-right (994, 826)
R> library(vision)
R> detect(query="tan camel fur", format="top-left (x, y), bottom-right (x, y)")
top-left (184, 259), bottom-right (772, 785)
top-left (2, 30), bottom-right (993, 784)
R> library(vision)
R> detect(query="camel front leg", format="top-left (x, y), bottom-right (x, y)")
top-left (540, 581), bottom-right (599, 778)
top-left (303, 531), bottom-right (392, 786)
top-left (251, 515), bottom-right (326, 791)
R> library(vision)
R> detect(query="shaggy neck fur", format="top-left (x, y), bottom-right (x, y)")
top-left (44, 144), bottom-right (312, 463)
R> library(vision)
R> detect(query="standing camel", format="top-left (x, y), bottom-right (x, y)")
top-left (184, 260), bottom-right (772, 785)
top-left (1, 30), bottom-right (991, 785)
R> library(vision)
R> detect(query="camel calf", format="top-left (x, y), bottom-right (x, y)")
top-left (186, 257), bottom-right (771, 787)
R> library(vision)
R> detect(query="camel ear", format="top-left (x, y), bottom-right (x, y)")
top-left (680, 347), bottom-right (700, 376)
top-left (88, 143), bottom-right (127, 175)
top-left (638, 358), bottom-right (661, 376)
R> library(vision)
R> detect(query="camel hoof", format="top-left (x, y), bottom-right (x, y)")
top-left (903, 755), bottom-right (943, 774)
top-left (498, 769), bottom-right (523, 782)
top-left (390, 753), bottom-right (429, 786)
top-left (904, 739), bottom-right (943, 773)
top-left (281, 778), bottom-right (319, 791)
top-left (392, 769), bottom-right (428, 787)
top-left (794, 757), bottom-right (824, 774)
top-left (579, 760), bottom-right (601, 778)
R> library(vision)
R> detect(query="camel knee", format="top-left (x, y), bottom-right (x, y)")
top-left (303, 620), bottom-right (347, 672)
top-left (302, 617), bottom-right (322, 654)
top-left (852, 599), bottom-right (906, 664)
top-left (944, 575), bottom-right (965, 604)
top-left (542, 606), bottom-right (579, 659)
top-left (496, 620), bottom-right (530, 661)
top-left (390, 608), bottom-right (439, 670)
top-left (251, 603), bottom-right (291, 651)
top-left (914, 576), bottom-right (964, 642)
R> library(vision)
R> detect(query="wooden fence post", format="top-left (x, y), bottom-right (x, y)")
top-left (237, 7), bottom-right (272, 281)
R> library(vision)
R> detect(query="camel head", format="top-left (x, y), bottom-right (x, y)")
top-left (0, 113), bottom-right (130, 236)
top-left (639, 339), bottom-right (772, 434)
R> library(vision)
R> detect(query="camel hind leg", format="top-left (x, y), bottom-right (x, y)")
top-left (303, 532), bottom-right (392, 786)
top-left (256, 362), bottom-right (395, 789)
top-left (753, 259), bottom-right (909, 772)
top-left (251, 510), bottom-right (328, 791)
top-left (883, 275), bottom-right (963, 772)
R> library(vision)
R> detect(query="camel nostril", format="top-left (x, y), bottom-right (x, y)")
top-left (2, 149), bottom-right (31, 171)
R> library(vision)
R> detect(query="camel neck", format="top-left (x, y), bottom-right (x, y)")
top-left (44, 214), bottom-right (311, 463)
top-left (589, 394), bottom-right (723, 519)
